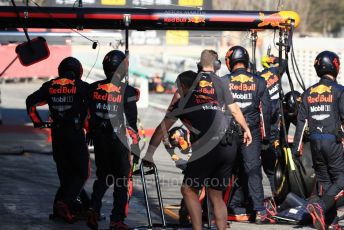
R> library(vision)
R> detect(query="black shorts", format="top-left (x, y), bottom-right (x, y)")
top-left (182, 141), bottom-right (238, 191)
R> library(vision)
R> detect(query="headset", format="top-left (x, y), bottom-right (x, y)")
top-left (197, 54), bottom-right (222, 72)
top-left (213, 58), bottom-right (221, 71)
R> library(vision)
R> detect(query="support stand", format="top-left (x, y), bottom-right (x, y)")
top-left (250, 30), bottom-right (258, 74)
top-left (133, 163), bottom-right (166, 229)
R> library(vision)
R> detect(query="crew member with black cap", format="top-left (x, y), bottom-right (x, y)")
top-left (26, 57), bottom-right (90, 223)
top-left (86, 50), bottom-right (139, 230)
top-left (223, 46), bottom-right (272, 223)
top-left (293, 51), bottom-right (344, 230)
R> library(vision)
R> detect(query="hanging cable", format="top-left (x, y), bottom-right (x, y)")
top-left (0, 57), bottom-right (18, 78)
top-left (84, 41), bottom-right (100, 81)
top-left (29, 0), bottom-right (98, 49)
top-left (291, 44), bottom-right (306, 90)
top-left (290, 48), bottom-right (306, 91)
top-left (10, 0), bottom-right (31, 43)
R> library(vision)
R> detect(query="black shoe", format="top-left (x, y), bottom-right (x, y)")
top-left (86, 208), bottom-right (99, 230)
top-left (109, 220), bottom-right (129, 230)
top-left (55, 201), bottom-right (75, 224)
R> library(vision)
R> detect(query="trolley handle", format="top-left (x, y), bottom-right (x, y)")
top-left (139, 163), bottom-right (166, 229)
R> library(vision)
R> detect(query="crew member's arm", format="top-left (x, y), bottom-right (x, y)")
top-left (144, 118), bottom-right (177, 164)
top-left (167, 91), bottom-right (181, 112)
top-left (80, 82), bottom-right (90, 128)
top-left (25, 83), bottom-right (49, 127)
top-left (292, 93), bottom-right (308, 156)
top-left (124, 86), bottom-right (141, 163)
top-left (260, 81), bottom-right (272, 141)
top-left (143, 95), bottom-right (182, 164)
top-left (84, 84), bottom-right (94, 134)
top-left (338, 91), bottom-right (344, 137)
top-left (278, 58), bottom-right (287, 77)
top-left (339, 91), bottom-right (344, 124)
top-left (124, 86), bottom-right (140, 132)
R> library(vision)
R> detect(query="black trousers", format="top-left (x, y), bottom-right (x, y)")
top-left (261, 121), bottom-right (278, 193)
top-left (310, 136), bottom-right (344, 224)
top-left (51, 125), bottom-right (90, 207)
top-left (90, 132), bottom-right (131, 222)
top-left (261, 146), bottom-right (276, 193)
top-left (229, 128), bottom-right (265, 212)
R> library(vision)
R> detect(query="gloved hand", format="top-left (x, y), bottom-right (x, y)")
top-left (272, 140), bottom-right (280, 149)
top-left (131, 144), bottom-right (141, 164)
top-left (175, 158), bottom-right (188, 171)
top-left (127, 127), bottom-right (140, 145)
top-left (86, 132), bottom-right (94, 146)
top-left (292, 148), bottom-right (301, 157)
top-left (261, 139), bottom-right (270, 151)
top-left (33, 122), bottom-right (44, 128)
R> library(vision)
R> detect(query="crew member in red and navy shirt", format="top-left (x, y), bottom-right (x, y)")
top-left (26, 57), bottom-right (90, 223)
top-left (86, 50), bottom-right (139, 230)
top-left (223, 46), bottom-right (272, 223)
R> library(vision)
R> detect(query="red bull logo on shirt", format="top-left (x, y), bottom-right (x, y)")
top-left (97, 83), bottom-right (121, 93)
top-left (198, 80), bottom-right (215, 94)
top-left (307, 85), bottom-right (333, 104)
top-left (230, 74), bottom-right (256, 91)
top-left (93, 91), bottom-right (122, 103)
top-left (49, 78), bottom-right (76, 95)
top-left (52, 78), bottom-right (75, 86)
top-left (310, 85), bottom-right (332, 95)
top-left (199, 80), bottom-right (213, 88)
top-left (261, 72), bottom-right (279, 88)
top-left (231, 74), bottom-right (254, 83)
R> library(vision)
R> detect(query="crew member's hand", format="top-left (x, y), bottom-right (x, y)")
top-left (127, 127), bottom-right (140, 145)
top-left (131, 144), bottom-right (141, 164)
top-left (243, 129), bottom-right (252, 146)
top-left (292, 149), bottom-right (301, 158)
top-left (86, 132), bottom-right (94, 146)
top-left (272, 140), bottom-right (280, 149)
top-left (142, 154), bottom-right (155, 168)
top-left (175, 159), bottom-right (188, 171)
